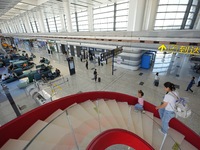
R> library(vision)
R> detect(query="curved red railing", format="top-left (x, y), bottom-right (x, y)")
top-left (0, 91), bottom-right (199, 149)
top-left (86, 129), bottom-right (154, 150)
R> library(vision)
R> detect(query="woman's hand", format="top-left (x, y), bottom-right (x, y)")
top-left (155, 106), bottom-right (160, 110)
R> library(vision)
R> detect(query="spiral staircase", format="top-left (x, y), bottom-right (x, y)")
top-left (0, 92), bottom-right (199, 150)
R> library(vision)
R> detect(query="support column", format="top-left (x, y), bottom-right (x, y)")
top-left (143, 0), bottom-right (158, 30)
top-left (1, 84), bottom-right (21, 117)
top-left (133, 0), bottom-right (146, 31)
top-left (127, 0), bottom-right (136, 31)
top-left (36, 9), bottom-right (45, 32)
top-left (88, 6), bottom-right (94, 32)
top-left (63, 0), bottom-right (72, 32)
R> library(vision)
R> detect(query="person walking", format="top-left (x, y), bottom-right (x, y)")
top-left (154, 72), bottom-right (160, 87)
top-left (86, 60), bottom-right (88, 70)
top-left (93, 69), bottom-right (97, 82)
top-left (186, 77), bottom-right (195, 92)
top-left (156, 82), bottom-right (177, 135)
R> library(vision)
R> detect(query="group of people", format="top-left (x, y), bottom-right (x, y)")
top-left (41, 68), bottom-right (61, 83)
top-left (135, 82), bottom-right (179, 135)
top-left (154, 72), bottom-right (200, 93)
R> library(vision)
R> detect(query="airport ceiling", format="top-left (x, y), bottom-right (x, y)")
top-left (0, 0), bottom-right (116, 20)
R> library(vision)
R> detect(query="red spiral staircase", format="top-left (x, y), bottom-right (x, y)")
top-left (0, 91), bottom-right (199, 149)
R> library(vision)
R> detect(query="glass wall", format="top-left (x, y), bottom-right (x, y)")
top-left (77, 9), bottom-right (89, 31)
top-left (93, 4), bottom-right (114, 31)
top-left (154, 0), bottom-right (198, 30)
top-left (47, 17), bottom-right (57, 32)
top-left (19, 18), bottom-right (27, 33)
top-left (28, 12), bottom-right (40, 33)
top-left (71, 12), bottom-right (77, 32)
top-left (55, 15), bottom-right (62, 32)
top-left (116, 0), bottom-right (129, 31)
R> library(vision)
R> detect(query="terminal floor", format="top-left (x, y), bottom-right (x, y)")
top-left (0, 49), bottom-right (200, 136)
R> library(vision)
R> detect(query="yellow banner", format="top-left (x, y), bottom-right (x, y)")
top-left (158, 44), bottom-right (200, 55)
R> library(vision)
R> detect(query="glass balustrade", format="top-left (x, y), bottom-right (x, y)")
top-left (23, 100), bottom-right (185, 150)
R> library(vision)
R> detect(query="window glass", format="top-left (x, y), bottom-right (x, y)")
top-left (77, 10), bottom-right (88, 31)
top-left (93, 4), bottom-right (114, 31)
top-left (154, 0), bottom-right (193, 30)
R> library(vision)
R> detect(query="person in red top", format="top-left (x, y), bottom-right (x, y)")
top-left (134, 90), bottom-right (145, 113)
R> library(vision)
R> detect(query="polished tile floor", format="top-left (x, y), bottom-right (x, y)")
top-left (0, 48), bottom-right (200, 136)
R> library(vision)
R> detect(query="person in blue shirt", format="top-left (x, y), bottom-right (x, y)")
top-left (186, 77), bottom-right (195, 92)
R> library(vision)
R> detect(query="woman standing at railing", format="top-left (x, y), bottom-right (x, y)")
top-left (155, 82), bottom-right (178, 135)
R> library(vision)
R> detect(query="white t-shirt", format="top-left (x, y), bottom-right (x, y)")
top-left (163, 91), bottom-right (178, 111)
top-left (155, 75), bottom-right (159, 80)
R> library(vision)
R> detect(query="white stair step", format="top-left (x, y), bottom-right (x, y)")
top-left (152, 120), bottom-right (165, 149)
top-left (19, 120), bottom-right (47, 140)
top-left (67, 114), bottom-right (99, 141)
top-left (80, 100), bottom-right (110, 131)
top-left (153, 117), bottom-right (185, 145)
top-left (118, 102), bottom-right (135, 133)
top-left (141, 111), bottom-right (154, 145)
top-left (45, 112), bottom-right (72, 134)
top-left (44, 109), bottom-right (64, 122)
top-left (80, 100), bottom-right (98, 118)
top-left (180, 139), bottom-right (198, 150)
top-left (79, 130), bottom-right (100, 150)
top-left (56, 131), bottom-right (85, 149)
top-left (91, 100), bottom-right (115, 130)
top-left (97, 99), bottom-right (120, 128)
top-left (67, 103), bottom-right (99, 130)
top-left (106, 100), bottom-right (128, 129)
top-left (19, 120), bottom-right (67, 144)
top-left (1, 139), bottom-right (60, 150)
top-left (1, 139), bottom-right (29, 150)
top-left (131, 109), bottom-right (143, 138)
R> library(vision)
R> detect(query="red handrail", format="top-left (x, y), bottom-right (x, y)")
top-left (86, 129), bottom-right (154, 150)
top-left (0, 91), bottom-right (199, 149)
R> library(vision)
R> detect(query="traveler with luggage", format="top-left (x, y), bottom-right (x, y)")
top-left (154, 72), bottom-right (159, 86)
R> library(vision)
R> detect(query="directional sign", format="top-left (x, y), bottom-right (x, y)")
top-left (158, 44), bottom-right (167, 51)
top-left (101, 47), bottom-right (123, 60)
top-left (158, 44), bottom-right (200, 55)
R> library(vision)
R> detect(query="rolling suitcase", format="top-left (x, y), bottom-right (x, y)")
top-left (98, 77), bottom-right (101, 82)
top-left (154, 80), bottom-right (159, 86)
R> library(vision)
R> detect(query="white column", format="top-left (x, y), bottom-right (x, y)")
top-left (63, 0), bottom-right (72, 32)
top-left (88, 6), bottom-right (94, 32)
top-left (36, 9), bottom-right (45, 32)
top-left (133, 0), bottom-right (146, 31)
top-left (127, 0), bottom-right (137, 31)
top-left (143, 0), bottom-right (158, 30)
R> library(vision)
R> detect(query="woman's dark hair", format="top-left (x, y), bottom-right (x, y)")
top-left (138, 90), bottom-right (144, 96)
top-left (164, 82), bottom-right (176, 91)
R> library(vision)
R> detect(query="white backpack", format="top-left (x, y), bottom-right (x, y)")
top-left (169, 93), bottom-right (192, 118)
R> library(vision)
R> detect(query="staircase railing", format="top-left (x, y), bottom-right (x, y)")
top-left (23, 100), bottom-right (182, 150)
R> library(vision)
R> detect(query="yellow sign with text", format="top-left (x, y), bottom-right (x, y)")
top-left (158, 44), bottom-right (200, 55)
